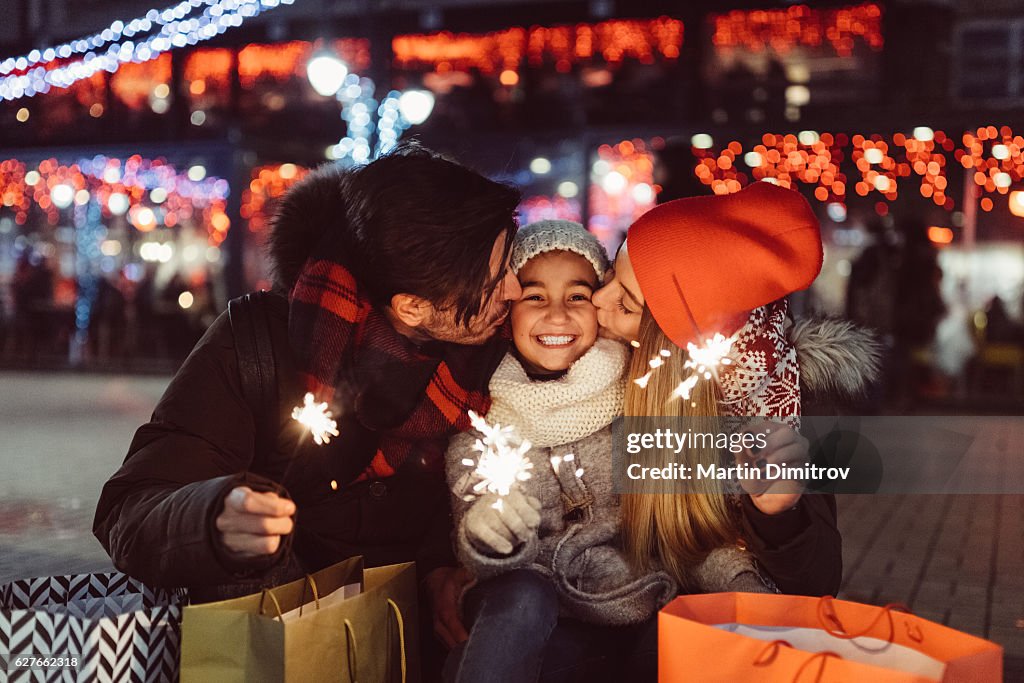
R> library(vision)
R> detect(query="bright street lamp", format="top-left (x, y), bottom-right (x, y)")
top-left (306, 52), bottom-right (348, 97)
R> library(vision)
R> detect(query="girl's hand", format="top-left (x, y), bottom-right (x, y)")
top-left (733, 421), bottom-right (809, 515)
top-left (464, 491), bottom-right (542, 555)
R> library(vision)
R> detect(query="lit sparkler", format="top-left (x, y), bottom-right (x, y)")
top-left (279, 392), bottom-right (340, 489)
top-left (668, 333), bottom-right (737, 404)
top-left (465, 410), bottom-right (533, 510)
top-left (684, 333), bottom-right (735, 377)
top-left (291, 392), bottom-right (340, 445)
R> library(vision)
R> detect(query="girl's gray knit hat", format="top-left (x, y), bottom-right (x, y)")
top-left (511, 220), bottom-right (610, 282)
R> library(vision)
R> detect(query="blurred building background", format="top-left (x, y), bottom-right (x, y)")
top-left (0, 0), bottom-right (1022, 410)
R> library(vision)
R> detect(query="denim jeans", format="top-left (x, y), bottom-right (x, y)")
top-left (443, 569), bottom-right (657, 683)
top-left (444, 569), bottom-right (560, 683)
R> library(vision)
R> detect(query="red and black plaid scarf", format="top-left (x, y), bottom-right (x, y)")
top-left (289, 258), bottom-right (509, 485)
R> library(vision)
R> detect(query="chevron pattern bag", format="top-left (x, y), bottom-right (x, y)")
top-left (0, 571), bottom-right (187, 683)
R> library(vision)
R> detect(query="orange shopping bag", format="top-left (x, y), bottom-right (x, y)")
top-left (659, 593), bottom-right (1003, 682)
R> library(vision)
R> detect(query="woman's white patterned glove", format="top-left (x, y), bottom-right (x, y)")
top-left (465, 490), bottom-right (542, 555)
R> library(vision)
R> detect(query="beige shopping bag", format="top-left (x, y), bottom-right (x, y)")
top-left (180, 557), bottom-right (419, 683)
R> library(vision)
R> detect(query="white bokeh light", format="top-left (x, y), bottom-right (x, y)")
top-left (107, 192), bottom-right (129, 216)
top-left (306, 53), bottom-right (348, 97)
top-left (398, 89), bottom-right (435, 125)
top-left (530, 157), bottom-right (552, 175)
top-left (50, 184), bottom-right (74, 209)
top-left (602, 171), bottom-right (627, 195)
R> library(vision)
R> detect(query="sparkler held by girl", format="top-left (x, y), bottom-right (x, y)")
top-left (462, 409), bottom-right (533, 511)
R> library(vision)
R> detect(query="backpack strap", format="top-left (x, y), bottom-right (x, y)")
top-left (228, 291), bottom-right (279, 465)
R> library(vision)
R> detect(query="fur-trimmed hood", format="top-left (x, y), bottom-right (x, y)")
top-left (265, 164), bottom-right (350, 293)
top-left (789, 318), bottom-right (883, 402)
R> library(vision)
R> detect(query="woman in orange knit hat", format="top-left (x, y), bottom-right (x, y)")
top-left (592, 182), bottom-right (850, 608)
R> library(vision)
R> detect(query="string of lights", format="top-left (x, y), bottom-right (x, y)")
top-left (0, 0), bottom-right (295, 102)
top-left (393, 17), bottom-right (683, 77)
top-left (689, 126), bottom-right (1024, 213)
top-left (1, 0), bottom-right (215, 76)
top-left (314, 68), bottom-right (435, 166)
top-left (711, 2), bottom-right (883, 57)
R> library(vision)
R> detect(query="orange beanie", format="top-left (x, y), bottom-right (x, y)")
top-left (627, 182), bottom-right (823, 348)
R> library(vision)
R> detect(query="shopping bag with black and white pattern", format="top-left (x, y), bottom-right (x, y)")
top-left (0, 571), bottom-right (187, 683)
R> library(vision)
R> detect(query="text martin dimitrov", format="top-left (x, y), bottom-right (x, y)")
top-left (626, 462), bottom-right (851, 481)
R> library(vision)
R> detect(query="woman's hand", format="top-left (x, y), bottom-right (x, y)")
top-left (733, 421), bottom-right (809, 515)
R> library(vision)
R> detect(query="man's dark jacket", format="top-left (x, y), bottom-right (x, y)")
top-left (92, 293), bottom-right (464, 601)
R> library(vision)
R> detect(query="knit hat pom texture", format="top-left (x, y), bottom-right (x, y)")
top-left (512, 220), bottom-right (610, 282)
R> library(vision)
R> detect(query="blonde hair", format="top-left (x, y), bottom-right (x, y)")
top-left (621, 308), bottom-right (743, 591)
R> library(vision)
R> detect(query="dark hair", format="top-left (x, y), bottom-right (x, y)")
top-left (268, 144), bottom-right (520, 326)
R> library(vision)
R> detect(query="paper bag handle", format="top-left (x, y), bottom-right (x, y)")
top-left (298, 574), bottom-right (321, 617)
top-left (259, 588), bottom-right (284, 620)
top-left (340, 600), bottom-right (408, 683)
top-left (344, 619), bottom-right (359, 683)
top-left (753, 639), bottom-right (794, 666)
top-left (754, 640), bottom-right (842, 683)
top-left (387, 598), bottom-right (408, 683)
top-left (817, 596), bottom-right (922, 643)
top-left (794, 651), bottom-right (842, 683)
top-left (257, 575), bottom-right (322, 621)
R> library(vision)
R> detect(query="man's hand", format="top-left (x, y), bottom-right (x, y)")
top-left (464, 491), bottom-right (541, 555)
top-left (423, 566), bottom-right (473, 648)
top-left (734, 421), bottom-right (809, 516)
top-left (215, 486), bottom-right (295, 557)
